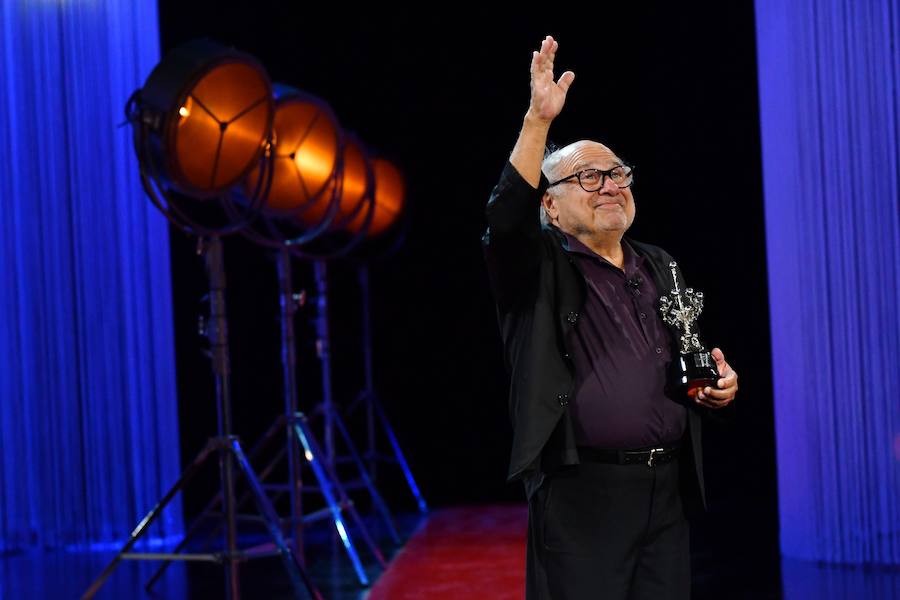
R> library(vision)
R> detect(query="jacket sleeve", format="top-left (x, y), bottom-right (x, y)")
top-left (482, 161), bottom-right (550, 314)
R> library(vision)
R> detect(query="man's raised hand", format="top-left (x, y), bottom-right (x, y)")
top-left (527, 35), bottom-right (575, 124)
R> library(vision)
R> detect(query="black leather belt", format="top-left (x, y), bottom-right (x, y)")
top-left (578, 444), bottom-right (681, 468)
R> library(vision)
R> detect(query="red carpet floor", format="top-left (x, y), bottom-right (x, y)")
top-left (366, 504), bottom-right (528, 600)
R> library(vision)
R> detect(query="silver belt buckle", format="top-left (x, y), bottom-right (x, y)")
top-left (647, 447), bottom-right (665, 468)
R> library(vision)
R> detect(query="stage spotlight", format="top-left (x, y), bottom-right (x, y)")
top-left (345, 158), bottom-right (404, 237)
top-left (244, 86), bottom-right (341, 218)
top-left (366, 158), bottom-right (405, 236)
top-left (323, 135), bottom-right (371, 232)
top-left (137, 40), bottom-right (273, 198)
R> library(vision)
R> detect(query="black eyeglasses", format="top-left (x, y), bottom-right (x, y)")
top-left (547, 165), bottom-right (635, 192)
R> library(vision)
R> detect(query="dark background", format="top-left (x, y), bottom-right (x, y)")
top-left (158, 4), bottom-right (779, 594)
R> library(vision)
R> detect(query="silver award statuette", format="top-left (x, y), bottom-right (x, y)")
top-left (659, 261), bottom-right (719, 400)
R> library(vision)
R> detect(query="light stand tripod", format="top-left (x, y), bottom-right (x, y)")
top-left (344, 265), bottom-right (427, 513)
top-left (144, 248), bottom-right (387, 589)
top-left (242, 250), bottom-right (389, 585)
top-left (82, 237), bottom-right (320, 600)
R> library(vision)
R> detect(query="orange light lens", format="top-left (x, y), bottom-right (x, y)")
top-left (246, 96), bottom-right (340, 216)
top-left (171, 62), bottom-right (272, 193)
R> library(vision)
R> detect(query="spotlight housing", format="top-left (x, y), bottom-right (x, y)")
top-left (138, 40), bottom-right (274, 198)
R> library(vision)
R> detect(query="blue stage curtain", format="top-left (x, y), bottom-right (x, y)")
top-left (756, 0), bottom-right (900, 565)
top-left (0, 1), bottom-right (183, 549)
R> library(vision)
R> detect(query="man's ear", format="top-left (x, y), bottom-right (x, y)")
top-left (541, 191), bottom-right (557, 220)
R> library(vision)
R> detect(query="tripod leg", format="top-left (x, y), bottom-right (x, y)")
top-left (81, 441), bottom-right (217, 600)
top-left (229, 439), bottom-right (323, 600)
top-left (293, 418), bottom-right (372, 586)
top-left (296, 418), bottom-right (387, 567)
top-left (331, 412), bottom-right (401, 545)
top-left (371, 393), bottom-right (428, 513)
top-left (192, 443), bottom-right (289, 555)
top-left (146, 430), bottom-right (289, 591)
top-left (331, 486), bottom-right (388, 569)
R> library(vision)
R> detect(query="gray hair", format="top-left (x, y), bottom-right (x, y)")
top-left (540, 144), bottom-right (564, 226)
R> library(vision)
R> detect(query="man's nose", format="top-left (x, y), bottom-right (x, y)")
top-left (596, 176), bottom-right (620, 195)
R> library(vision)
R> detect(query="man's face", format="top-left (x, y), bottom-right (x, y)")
top-left (542, 141), bottom-right (635, 239)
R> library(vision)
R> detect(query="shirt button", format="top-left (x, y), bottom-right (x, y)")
top-left (656, 347), bottom-right (663, 354)
top-left (566, 311), bottom-right (579, 324)
top-left (557, 393), bottom-right (569, 406)
top-left (640, 312), bottom-right (647, 319)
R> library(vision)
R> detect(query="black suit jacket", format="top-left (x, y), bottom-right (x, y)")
top-left (482, 161), bottom-right (708, 512)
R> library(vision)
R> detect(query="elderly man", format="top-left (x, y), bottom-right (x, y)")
top-left (482, 36), bottom-right (738, 600)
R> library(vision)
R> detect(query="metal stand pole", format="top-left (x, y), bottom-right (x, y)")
top-left (346, 266), bottom-right (427, 513)
top-left (311, 261), bottom-right (401, 543)
top-left (82, 237), bottom-right (320, 600)
top-left (313, 261), bottom-right (336, 465)
top-left (277, 249), bottom-right (305, 560)
top-left (207, 236), bottom-right (241, 600)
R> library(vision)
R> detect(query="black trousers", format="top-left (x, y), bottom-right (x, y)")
top-left (526, 458), bottom-right (690, 600)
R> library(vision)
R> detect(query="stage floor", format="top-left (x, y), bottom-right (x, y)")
top-left (1, 504), bottom-right (897, 599)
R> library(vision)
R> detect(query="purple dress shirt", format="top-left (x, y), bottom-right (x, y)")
top-left (562, 233), bottom-right (687, 449)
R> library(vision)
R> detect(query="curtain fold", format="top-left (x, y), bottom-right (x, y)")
top-left (756, 0), bottom-right (900, 565)
top-left (0, 0), bottom-right (183, 549)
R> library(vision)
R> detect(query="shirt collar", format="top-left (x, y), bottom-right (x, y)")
top-left (559, 229), bottom-right (645, 275)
